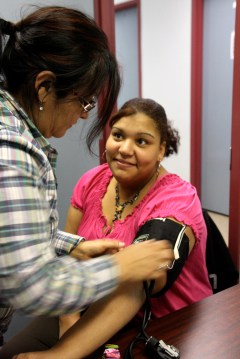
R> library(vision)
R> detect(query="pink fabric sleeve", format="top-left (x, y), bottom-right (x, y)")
top-left (137, 175), bottom-right (205, 243)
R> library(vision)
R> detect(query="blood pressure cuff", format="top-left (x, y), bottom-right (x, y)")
top-left (133, 218), bottom-right (189, 296)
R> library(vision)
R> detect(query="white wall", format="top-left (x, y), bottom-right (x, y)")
top-left (0, 0), bottom-right (93, 21)
top-left (115, 0), bottom-right (192, 181)
top-left (141, 0), bottom-right (191, 181)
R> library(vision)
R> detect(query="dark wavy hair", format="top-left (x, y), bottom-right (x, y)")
top-left (0, 6), bottom-right (121, 150)
top-left (110, 98), bottom-right (180, 157)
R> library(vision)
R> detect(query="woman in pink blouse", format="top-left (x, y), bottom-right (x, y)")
top-left (7, 98), bottom-right (212, 359)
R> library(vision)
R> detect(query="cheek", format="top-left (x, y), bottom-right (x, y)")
top-left (106, 139), bottom-right (116, 153)
top-left (63, 103), bottom-right (80, 120)
top-left (106, 141), bottom-right (120, 164)
top-left (137, 151), bottom-right (158, 167)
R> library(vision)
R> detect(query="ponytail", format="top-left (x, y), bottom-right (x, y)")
top-left (0, 19), bottom-right (17, 36)
top-left (0, 19), bottom-right (17, 82)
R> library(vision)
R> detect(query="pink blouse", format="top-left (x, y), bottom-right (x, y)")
top-left (71, 163), bottom-right (212, 318)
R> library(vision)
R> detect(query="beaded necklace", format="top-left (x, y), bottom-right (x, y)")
top-left (113, 184), bottom-right (139, 222)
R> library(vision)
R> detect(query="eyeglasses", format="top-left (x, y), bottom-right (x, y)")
top-left (79, 96), bottom-right (97, 113)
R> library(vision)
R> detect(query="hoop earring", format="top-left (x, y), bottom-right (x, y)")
top-left (102, 149), bottom-right (107, 160)
top-left (156, 161), bottom-right (161, 176)
top-left (38, 88), bottom-right (49, 112)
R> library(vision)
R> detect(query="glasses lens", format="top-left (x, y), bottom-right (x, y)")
top-left (80, 96), bottom-right (97, 112)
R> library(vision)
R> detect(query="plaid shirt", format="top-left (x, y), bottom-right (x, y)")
top-left (0, 89), bottom-right (118, 339)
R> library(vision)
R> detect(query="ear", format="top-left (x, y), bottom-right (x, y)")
top-left (35, 71), bottom-right (56, 102)
top-left (158, 141), bottom-right (166, 161)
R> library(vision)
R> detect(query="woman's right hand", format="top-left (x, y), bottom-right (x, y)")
top-left (113, 239), bottom-right (174, 283)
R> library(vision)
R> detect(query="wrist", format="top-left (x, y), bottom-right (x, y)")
top-left (69, 237), bottom-right (87, 260)
top-left (69, 236), bottom-right (86, 253)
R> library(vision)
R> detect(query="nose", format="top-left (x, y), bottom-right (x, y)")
top-left (118, 139), bottom-right (134, 156)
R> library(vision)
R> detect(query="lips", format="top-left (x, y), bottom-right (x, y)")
top-left (114, 158), bottom-right (136, 167)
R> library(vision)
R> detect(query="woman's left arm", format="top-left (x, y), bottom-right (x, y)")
top-left (133, 217), bottom-right (195, 295)
top-left (152, 218), bottom-right (195, 294)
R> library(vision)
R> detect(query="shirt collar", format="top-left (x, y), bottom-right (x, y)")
top-left (0, 88), bottom-right (58, 170)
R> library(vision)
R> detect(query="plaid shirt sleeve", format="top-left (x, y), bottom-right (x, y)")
top-left (54, 229), bottom-right (85, 256)
top-left (0, 105), bottom-right (119, 317)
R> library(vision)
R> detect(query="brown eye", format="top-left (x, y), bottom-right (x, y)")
top-left (137, 138), bottom-right (148, 145)
top-left (113, 132), bottom-right (123, 140)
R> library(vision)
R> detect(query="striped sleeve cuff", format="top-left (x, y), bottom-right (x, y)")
top-left (55, 230), bottom-right (86, 256)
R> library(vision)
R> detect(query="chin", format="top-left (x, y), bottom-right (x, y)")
top-left (55, 133), bottom-right (66, 138)
top-left (52, 129), bottom-right (68, 138)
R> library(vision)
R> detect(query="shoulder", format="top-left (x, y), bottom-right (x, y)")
top-left (140, 174), bottom-right (199, 217)
top-left (141, 174), bottom-right (205, 240)
top-left (161, 175), bottom-right (205, 241)
top-left (71, 163), bottom-right (111, 209)
top-left (0, 116), bottom-right (44, 180)
top-left (77, 163), bottom-right (110, 182)
top-left (158, 174), bottom-right (201, 213)
top-left (73, 163), bottom-right (111, 191)
top-left (154, 173), bottom-right (198, 199)
top-left (0, 90), bottom-right (25, 133)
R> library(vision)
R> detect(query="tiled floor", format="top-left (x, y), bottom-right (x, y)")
top-left (207, 211), bottom-right (229, 245)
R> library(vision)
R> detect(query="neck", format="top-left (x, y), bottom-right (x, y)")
top-left (112, 169), bottom-right (159, 223)
top-left (117, 170), bottom-right (158, 200)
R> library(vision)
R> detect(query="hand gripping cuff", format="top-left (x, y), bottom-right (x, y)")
top-left (133, 218), bottom-right (189, 296)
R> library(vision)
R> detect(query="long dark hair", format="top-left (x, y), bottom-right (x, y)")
top-left (0, 6), bottom-right (121, 150)
top-left (110, 98), bottom-right (180, 157)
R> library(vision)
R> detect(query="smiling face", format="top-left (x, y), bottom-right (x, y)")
top-left (105, 112), bottom-right (166, 188)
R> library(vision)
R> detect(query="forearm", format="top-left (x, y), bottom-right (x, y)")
top-left (50, 282), bottom-right (145, 359)
top-left (1, 248), bottom-right (119, 316)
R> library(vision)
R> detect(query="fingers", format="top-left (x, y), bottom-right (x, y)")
top-left (143, 239), bottom-right (173, 249)
top-left (114, 239), bottom-right (175, 284)
top-left (12, 353), bottom-right (39, 359)
top-left (98, 239), bottom-right (125, 250)
top-left (71, 239), bottom-right (126, 260)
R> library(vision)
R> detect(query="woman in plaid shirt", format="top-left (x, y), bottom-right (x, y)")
top-left (0, 5), bottom-right (174, 353)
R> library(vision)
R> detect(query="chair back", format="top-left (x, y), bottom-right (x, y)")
top-left (203, 209), bottom-right (239, 293)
